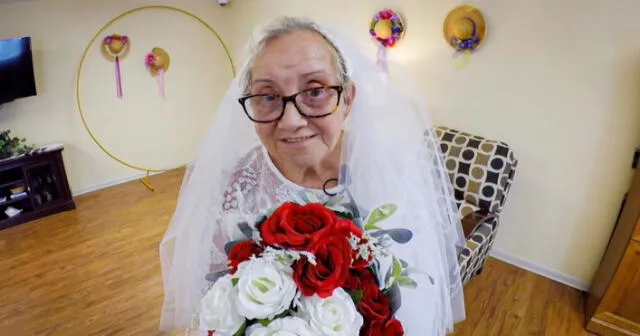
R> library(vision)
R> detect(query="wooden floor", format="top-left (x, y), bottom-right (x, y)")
top-left (0, 169), bottom-right (596, 335)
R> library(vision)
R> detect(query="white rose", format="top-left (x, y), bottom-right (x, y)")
top-left (235, 257), bottom-right (299, 320)
top-left (199, 274), bottom-right (245, 335)
top-left (296, 287), bottom-right (363, 336)
top-left (245, 316), bottom-right (316, 336)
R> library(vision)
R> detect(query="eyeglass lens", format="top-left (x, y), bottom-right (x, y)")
top-left (244, 87), bottom-right (340, 122)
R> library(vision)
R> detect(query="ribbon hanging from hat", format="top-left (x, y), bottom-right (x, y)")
top-left (101, 34), bottom-right (130, 98)
top-left (145, 47), bottom-right (170, 100)
top-left (369, 8), bottom-right (405, 74)
top-left (443, 5), bottom-right (487, 69)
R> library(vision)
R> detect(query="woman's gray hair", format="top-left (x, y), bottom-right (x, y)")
top-left (241, 17), bottom-right (350, 95)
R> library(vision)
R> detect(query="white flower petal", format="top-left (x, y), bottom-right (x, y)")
top-left (234, 258), bottom-right (299, 320)
top-left (246, 316), bottom-right (316, 336)
top-left (297, 288), bottom-right (363, 336)
top-left (199, 274), bottom-right (245, 335)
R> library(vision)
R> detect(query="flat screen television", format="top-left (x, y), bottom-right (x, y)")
top-left (0, 36), bottom-right (37, 105)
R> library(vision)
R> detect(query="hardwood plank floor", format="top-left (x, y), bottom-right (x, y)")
top-left (0, 169), bottom-right (595, 335)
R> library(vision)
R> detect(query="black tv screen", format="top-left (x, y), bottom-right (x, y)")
top-left (0, 37), bottom-right (37, 104)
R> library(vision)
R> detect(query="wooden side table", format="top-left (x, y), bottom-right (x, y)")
top-left (0, 146), bottom-right (75, 230)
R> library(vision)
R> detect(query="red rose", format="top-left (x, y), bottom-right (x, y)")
top-left (323, 217), bottom-right (362, 242)
top-left (292, 225), bottom-right (356, 298)
top-left (358, 283), bottom-right (392, 324)
top-left (362, 317), bottom-right (405, 336)
top-left (259, 202), bottom-right (339, 250)
top-left (381, 318), bottom-right (404, 335)
top-left (343, 267), bottom-right (377, 291)
top-left (227, 240), bottom-right (263, 274)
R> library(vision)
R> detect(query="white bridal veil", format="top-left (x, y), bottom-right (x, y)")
top-left (159, 16), bottom-right (466, 335)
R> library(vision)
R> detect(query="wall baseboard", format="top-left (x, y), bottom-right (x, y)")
top-left (490, 247), bottom-right (590, 292)
top-left (72, 172), bottom-right (161, 196)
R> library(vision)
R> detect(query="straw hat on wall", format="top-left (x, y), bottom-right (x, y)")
top-left (443, 5), bottom-right (487, 52)
top-left (147, 47), bottom-right (170, 77)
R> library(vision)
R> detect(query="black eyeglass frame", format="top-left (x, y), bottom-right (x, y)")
top-left (238, 85), bottom-right (344, 124)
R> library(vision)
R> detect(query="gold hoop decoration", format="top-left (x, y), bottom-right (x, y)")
top-left (75, 5), bottom-right (236, 191)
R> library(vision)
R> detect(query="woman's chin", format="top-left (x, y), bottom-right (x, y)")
top-left (275, 146), bottom-right (324, 168)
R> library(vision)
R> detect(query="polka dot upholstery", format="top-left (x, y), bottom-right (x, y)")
top-left (435, 126), bottom-right (518, 285)
top-left (459, 200), bottom-right (480, 218)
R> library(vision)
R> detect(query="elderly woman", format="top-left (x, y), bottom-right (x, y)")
top-left (159, 16), bottom-right (465, 335)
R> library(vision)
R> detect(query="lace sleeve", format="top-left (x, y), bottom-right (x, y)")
top-left (208, 148), bottom-right (263, 276)
top-left (206, 178), bottom-right (249, 281)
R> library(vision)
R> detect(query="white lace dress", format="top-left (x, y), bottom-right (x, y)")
top-left (194, 146), bottom-right (343, 334)
top-left (218, 145), bottom-right (340, 246)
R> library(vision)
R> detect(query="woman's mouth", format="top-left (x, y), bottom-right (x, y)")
top-left (282, 135), bottom-right (316, 143)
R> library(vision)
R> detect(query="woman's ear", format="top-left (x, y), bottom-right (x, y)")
top-left (344, 82), bottom-right (356, 105)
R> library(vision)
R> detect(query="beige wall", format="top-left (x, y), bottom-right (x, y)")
top-left (0, 0), bottom-right (238, 193)
top-left (2, 0), bottom-right (640, 289)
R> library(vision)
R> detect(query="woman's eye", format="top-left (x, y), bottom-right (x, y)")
top-left (305, 87), bottom-right (326, 97)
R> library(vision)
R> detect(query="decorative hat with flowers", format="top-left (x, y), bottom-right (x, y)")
top-left (369, 8), bottom-right (405, 74)
top-left (101, 34), bottom-right (130, 99)
top-left (193, 190), bottom-right (416, 336)
top-left (443, 5), bottom-right (487, 54)
top-left (144, 47), bottom-right (170, 100)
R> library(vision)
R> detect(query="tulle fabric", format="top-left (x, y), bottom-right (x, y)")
top-left (159, 18), bottom-right (465, 335)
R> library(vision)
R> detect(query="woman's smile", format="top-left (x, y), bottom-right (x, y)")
top-left (280, 134), bottom-right (317, 146)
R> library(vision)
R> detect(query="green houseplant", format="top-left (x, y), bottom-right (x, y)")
top-left (0, 130), bottom-right (35, 160)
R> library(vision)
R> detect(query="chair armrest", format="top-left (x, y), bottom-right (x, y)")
top-left (461, 210), bottom-right (497, 239)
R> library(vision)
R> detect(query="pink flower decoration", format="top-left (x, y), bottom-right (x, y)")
top-left (145, 53), bottom-right (157, 68)
top-left (103, 34), bottom-right (129, 47)
top-left (369, 9), bottom-right (405, 49)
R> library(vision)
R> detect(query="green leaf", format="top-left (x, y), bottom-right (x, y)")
top-left (256, 309), bottom-right (291, 327)
top-left (391, 256), bottom-right (402, 278)
top-left (349, 289), bottom-right (364, 306)
top-left (233, 320), bottom-right (248, 336)
top-left (396, 276), bottom-right (418, 288)
top-left (364, 204), bottom-right (397, 230)
top-left (332, 210), bottom-right (355, 221)
top-left (364, 222), bottom-right (382, 231)
top-left (231, 278), bottom-right (239, 286)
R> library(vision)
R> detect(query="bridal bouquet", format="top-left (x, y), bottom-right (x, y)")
top-left (198, 192), bottom-right (416, 336)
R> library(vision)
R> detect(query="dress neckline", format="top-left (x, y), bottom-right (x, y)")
top-left (260, 145), bottom-right (341, 195)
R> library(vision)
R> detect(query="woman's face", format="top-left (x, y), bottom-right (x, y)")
top-left (248, 30), bottom-right (355, 171)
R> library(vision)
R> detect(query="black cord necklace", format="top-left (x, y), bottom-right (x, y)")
top-left (322, 177), bottom-right (339, 197)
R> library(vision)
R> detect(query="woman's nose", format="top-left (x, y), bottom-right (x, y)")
top-left (277, 101), bottom-right (307, 129)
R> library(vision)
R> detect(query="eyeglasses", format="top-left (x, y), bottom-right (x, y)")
top-left (238, 85), bottom-right (344, 123)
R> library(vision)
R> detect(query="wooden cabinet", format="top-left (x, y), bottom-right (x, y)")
top-left (0, 147), bottom-right (75, 230)
top-left (586, 158), bottom-right (640, 335)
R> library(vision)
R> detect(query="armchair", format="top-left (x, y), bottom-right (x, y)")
top-left (434, 126), bottom-right (518, 285)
